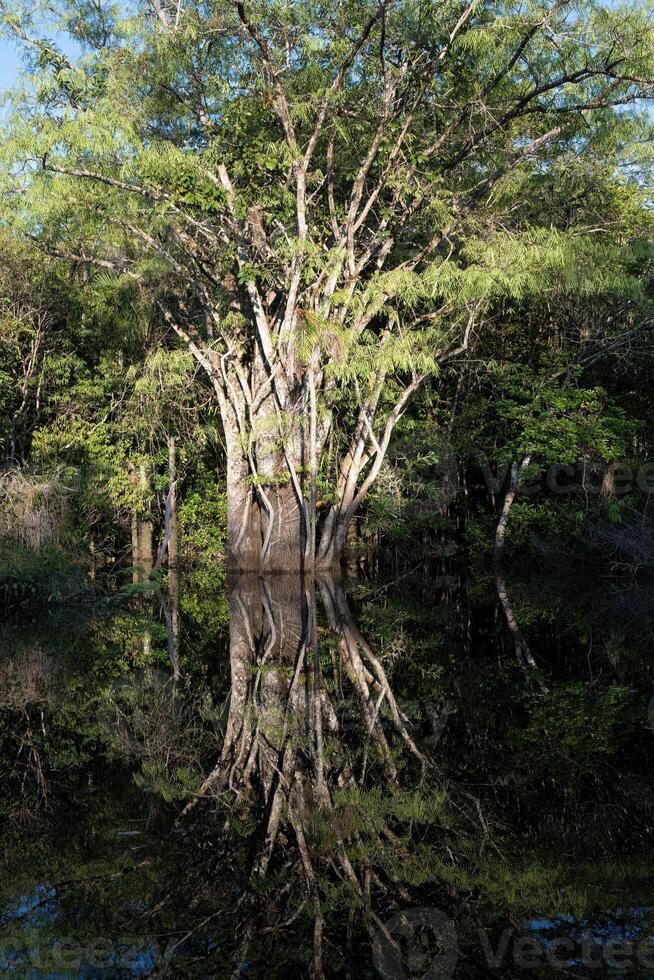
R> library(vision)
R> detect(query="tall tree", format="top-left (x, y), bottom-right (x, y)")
top-left (2, 0), bottom-right (653, 570)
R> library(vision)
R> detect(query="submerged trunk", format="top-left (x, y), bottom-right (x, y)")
top-left (155, 436), bottom-right (179, 570)
top-left (225, 441), bottom-right (307, 573)
top-left (316, 506), bottom-right (352, 568)
top-left (224, 436), bottom-right (362, 573)
top-left (222, 387), bottom-right (335, 573)
top-left (212, 339), bottom-right (412, 573)
top-left (138, 463), bottom-right (154, 572)
top-left (167, 435), bottom-right (178, 568)
top-left (130, 510), bottom-right (140, 584)
top-left (129, 461), bottom-right (153, 581)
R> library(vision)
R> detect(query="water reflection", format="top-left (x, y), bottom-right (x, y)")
top-left (1, 564), bottom-right (653, 977)
top-left (175, 572), bottom-right (435, 976)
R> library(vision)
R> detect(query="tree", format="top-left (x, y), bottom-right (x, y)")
top-left (2, 0), bottom-right (654, 571)
top-left (0, 237), bottom-right (74, 465)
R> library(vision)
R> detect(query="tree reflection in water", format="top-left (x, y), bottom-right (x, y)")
top-left (5, 566), bottom-right (651, 977)
top-left (178, 572), bottom-right (435, 976)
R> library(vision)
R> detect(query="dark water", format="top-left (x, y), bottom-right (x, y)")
top-left (1, 564), bottom-right (653, 978)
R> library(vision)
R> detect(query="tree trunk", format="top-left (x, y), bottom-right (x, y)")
top-left (163, 567), bottom-right (180, 681)
top-left (138, 463), bottom-right (153, 572)
top-left (494, 456), bottom-right (530, 563)
top-left (167, 435), bottom-right (178, 568)
top-left (216, 353), bottom-right (398, 574)
top-left (493, 455), bottom-right (548, 692)
top-left (128, 462), bottom-right (144, 582)
top-left (223, 403), bottom-right (310, 572)
top-left (225, 443), bottom-right (263, 572)
top-left (131, 512), bottom-right (140, 584)
top-left (317, 510), bottom-right (350, 568)
top-left (155, 435), bottom-right (179, 570)
top-left (226, 455), bottom-right (306, 572)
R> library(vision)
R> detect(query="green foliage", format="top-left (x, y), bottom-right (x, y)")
top-left (509, 682), bottom-right (638, 784)
top-left (178, 477), bottom-right (227, 560)
top-left (0, 544), bottom-right (89, 608)
top-left (0, 0), bottom-right (653, 581)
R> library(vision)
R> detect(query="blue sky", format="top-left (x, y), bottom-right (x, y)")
top-left (1, 29), bottom-right (81, 107)
top-left (0, 38), bottom-right (23, 94)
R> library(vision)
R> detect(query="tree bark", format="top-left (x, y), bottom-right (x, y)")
top-left (225, 455), bottom-right (307, 572)
top-left (131, 512), bottom-right (140, 584)
top-left (494, 456), bottom-right (530, 564)
top-left (155, 435), bottom-right (179, 570)
top-left (167, 435), bottom-right (178, 568)
top-left (163, 567), bottom-right (180, 681)
top-left (138, 462), bottom-right (153, 572)
top-left (493, 455), bottom-right (548, 691)
top-left (222, 396), bottom-right (312, 573)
